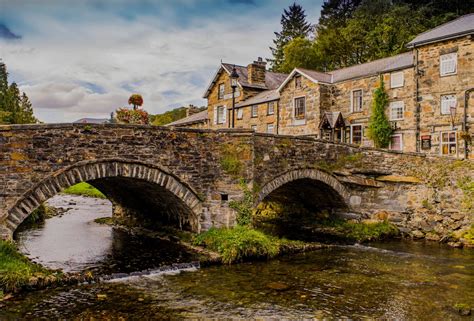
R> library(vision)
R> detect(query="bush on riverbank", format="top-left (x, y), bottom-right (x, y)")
top-left (63, 182), bottom-right (106, 199)
top-left (194, 226), bottom-right (281, 264)
top-left (319, 218), bottom-right (400, 242)
top-left (0, 240), bottom-right (59, 293)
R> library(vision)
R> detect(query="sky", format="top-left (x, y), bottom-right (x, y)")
top-left (0, 0), bottom-right (323, 123)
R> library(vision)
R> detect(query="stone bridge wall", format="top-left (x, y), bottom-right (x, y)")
top-left (1, 124), bottom-right (472, 240)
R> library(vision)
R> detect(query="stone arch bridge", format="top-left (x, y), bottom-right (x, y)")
top-left (0, 123), bottom-right (471, 240)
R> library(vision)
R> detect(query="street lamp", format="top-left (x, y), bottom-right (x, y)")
top-left (230, 65), bottom-right (239, 128)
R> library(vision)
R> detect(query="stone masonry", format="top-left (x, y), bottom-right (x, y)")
top-left (0, 123), bottom-right (472, 241)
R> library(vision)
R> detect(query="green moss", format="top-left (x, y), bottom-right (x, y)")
top-left (93, 217), bottom-right (114, 225)
top-left (0, 240), bottom-right (60, 293)
top-left (193, 226), bottom-right (281, 264)
top-left (219, 143), bottom-right (251, 177)
top-left (421, 199), bottom-right (434, 210)
top-left (62, 182), bottom-right (106, 199)
top-left (461, 225), bottom-right (474, 245)
top-left (316, 152), bottom-right (363, 173)
top-left (457, 176), bottom-right (474, 213)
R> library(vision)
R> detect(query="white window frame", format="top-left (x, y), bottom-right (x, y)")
top-left (351, 89), bottom-right (363, 112)
top-left (440, 94), bottom-right (456, 115)
top-left (267, 123), bottom-right (274, 134)
top-left (389, 134), bottom-right (403, 151)
top-left (267, 102), bottom-right (275, 115)
top-left (236, 108), bottom-right (243, 120)
top-left (251, 125), bottom-right (257, 131)
top-left (389, 101), bottom-right (404, 121)
top-left (390, 71), bottom-right (404, 88)
top-left (294, 96), bottom-right (306, 120)
top-left (440, 53), bottom-right (457, 76)
top-left (350, 124), bottom-right (363, 145)
top-left (218, 83), bottom-right (225, 99)
top-left (251, 105), bottom-right (258, 118)
top-left (440, 131), bottom-right (457, 156)
top-left (216, 106), bottom-right (226, 124)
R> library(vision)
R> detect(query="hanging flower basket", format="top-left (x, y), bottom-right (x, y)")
top-left (115, 108), bottom-right (149, 125)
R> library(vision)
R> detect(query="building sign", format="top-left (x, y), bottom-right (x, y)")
top-left (421, 135), bottom-right (431, 150)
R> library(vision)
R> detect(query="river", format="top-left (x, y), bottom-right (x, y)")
top-left (1, 194), bottom-right (473, 320)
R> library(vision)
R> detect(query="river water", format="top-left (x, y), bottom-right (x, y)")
top-left (2, 194), bottom-right (473, 320)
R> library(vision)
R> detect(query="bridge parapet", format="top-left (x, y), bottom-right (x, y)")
top-left (0, 124), bottom-right (472, 240)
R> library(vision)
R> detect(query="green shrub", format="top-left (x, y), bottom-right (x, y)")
top-left (0, 240), bottom-right (57, 293)
top-left (229, 179), bottom-right (254, 226)
top-left (62, 182), bottom-right (106, 199)
top-left (194, 226), bottom-right (280, 264)
top-left (321, 218), bottom-right (399, 242)
top-left (367, 77), bottom-right (392, 148)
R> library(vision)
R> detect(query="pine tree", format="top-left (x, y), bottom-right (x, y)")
top-left (367, 77), bottom-right (393, 148)
top-left (0, 61), bottom-right (37, 124)
top-left (269, 3), bottom-right (313, 72)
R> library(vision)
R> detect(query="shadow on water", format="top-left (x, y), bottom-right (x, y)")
top-left (4, 194), bottom-right (474, 319)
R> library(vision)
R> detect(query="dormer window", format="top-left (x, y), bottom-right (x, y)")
top-left (295, 75), bottom-right (302, 88)
top-left (440, 53), bottom-right (457, 76)
top-left (218, 83), bottom-right (225, 99)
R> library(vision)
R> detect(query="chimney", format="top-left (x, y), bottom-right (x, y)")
top-left (186, 104), bottom-right (200, 117)
top-left (247, 57), bottom-right (266, 86)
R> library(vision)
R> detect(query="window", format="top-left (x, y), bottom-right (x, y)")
top-left (441, 131), bottom-right (457, 156)
top-left (295, 75), bottom-right (302, 88)
top-left (390, 72), bottom-right (404, 88)
top-left (390, 101), bottom-right (404, 120)
top-left (267, 123), bottom-right (274, 134)
top-left (350, 125), bottom-right (363, 145)
top-left (218, 84), bottom-right (225, 99)
top-left (390, 134), bottom-right (403, 151)
top-left (441, 94), bottom-right (456, 115)
top-left (251, 105), bottom-right (258, 118)
top-left (294, 97), bottom-right (305, 119)
top-left (351, 90), bottom-right (363, 112)
top-left (216, 106), bottom-right (226, 124)
top-left (236, 108), bottom-right (243, 120)
top-left (251, 125), bottom-right (257, 131)
top-left (440, 53), bottom-right (457, 76)
top-left (267, 102), bottom-right (275, 115)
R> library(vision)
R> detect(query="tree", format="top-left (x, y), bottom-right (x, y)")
top-left (279, 37), bottom-right (320, 73)
top-left (319, 0), bottom-right (362, 28)
top-left (269, 3), bottom-right (313, 72)
top-left (128, 94), bottom-right (143, 110)
top-left (0, 61), bottom-right (37, 124)
top-left (367, 77), bottom-right (392, 148)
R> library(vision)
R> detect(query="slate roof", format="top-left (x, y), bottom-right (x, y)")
top-left (203, 63), bottom-right (287, 98)
top-left (319, 112), bottom-right (347, 129)
top-left (73, 118), bottom-right (109, 124)
top-left (235, 89), bottom-right (279, 108)
top-left (167, 109), bottom-right (208, 127)
top-left (407, 13), bottom-right (474, 48)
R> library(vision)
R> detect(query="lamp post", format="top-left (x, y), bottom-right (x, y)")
top-left (230, 65), bottom-right (239, 128)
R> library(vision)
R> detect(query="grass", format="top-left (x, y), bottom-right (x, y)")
top-left (319, 218), bottom-right (399, 242)
top-left (62, 182), bottom-right (106, 199)
top-left (194, 226), bottom-right (282, 264)
top-left (0, 240), bottom-right (59, 293)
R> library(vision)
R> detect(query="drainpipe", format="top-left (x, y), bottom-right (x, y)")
top-left (276, 100), bottom-right (280, 135)
top-left (414, 47), bottom-right (421, 153)
top-left (464, 88), bottom-right (474, 159)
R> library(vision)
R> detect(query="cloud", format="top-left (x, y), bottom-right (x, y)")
top-left (0, 23), bottom-right (21, 40)
top-left (0, 1), bottom-right (323, 123)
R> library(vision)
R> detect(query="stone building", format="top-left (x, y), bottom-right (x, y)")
top-left (172, 13), bottom-right (473, 158)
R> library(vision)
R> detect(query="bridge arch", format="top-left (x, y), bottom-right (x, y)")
top-left (256, 168), bottom-right (351, 210)
top-left (5, 159), bottom-right (202, 237)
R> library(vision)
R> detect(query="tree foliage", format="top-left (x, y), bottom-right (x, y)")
top-left (367, 77), bottom-right (392, 148)
top-left (150, 106), bottom-right (206, 126)
top-left (271, 0), bottom-right (472, 72)
top-left (0, 61), bottom-right (37, 124)
top-left (269, 3), bottom-right (313, 72)
top-left (128, 94), bottom-right (143, 110)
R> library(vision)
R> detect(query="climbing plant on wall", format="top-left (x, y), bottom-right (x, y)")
top-left (367, 76), bottom-right (392, 148)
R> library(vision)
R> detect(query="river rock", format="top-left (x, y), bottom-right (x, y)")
top-left (266, 282), bottom-right (290, 291)
top-left (411, 230), bottom-right (424, 239)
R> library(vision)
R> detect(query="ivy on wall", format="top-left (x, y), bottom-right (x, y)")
top-left (367, 77), bottom-right (393, 148)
